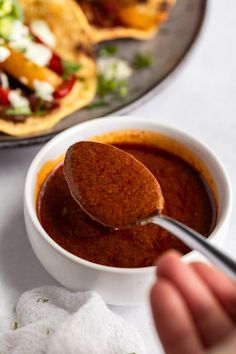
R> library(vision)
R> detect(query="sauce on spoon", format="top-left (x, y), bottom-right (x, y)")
top-left (64, 141), bottom-right (164, 228)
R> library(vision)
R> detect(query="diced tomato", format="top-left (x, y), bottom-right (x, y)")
top-left (48, 53), bottom-right (63, 75)
top-left (32, 33), bottom-right (63, 76)
top-left (53, 76), bottom-right (76, 99)
top-left (33, 34), bottom-right (43, 44)
top-left (0, 87), bottom-right (10, 106)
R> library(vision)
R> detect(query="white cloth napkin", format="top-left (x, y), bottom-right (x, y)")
top-left (0, 286), bottom-right (145, 354)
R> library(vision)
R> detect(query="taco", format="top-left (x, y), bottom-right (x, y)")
top-left (77, 0), bottom-right (176, 43)
top-left (0, 0), bottom-right (96, 136)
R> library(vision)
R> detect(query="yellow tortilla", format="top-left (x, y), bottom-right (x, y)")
top-left (77, 0), bottom-right (176, 43)
top-left (0, 0), bottom-right (96, 136)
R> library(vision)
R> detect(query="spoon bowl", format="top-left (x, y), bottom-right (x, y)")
top-left (64, 140), bottom-right (164, 228)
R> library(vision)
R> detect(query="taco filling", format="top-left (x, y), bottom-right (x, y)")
top-left (79, 0), bottom-right (173, 31)
top-left (0, 0), bottom-right (96, 136)
top-left (0, 4), bottom-right (81, 123)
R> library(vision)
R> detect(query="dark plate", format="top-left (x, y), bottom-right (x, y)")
top-left (0, 0), bottom-right (206, 148)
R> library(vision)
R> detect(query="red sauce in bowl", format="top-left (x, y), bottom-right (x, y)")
top-left (37, 143), bottom-right (216, 268)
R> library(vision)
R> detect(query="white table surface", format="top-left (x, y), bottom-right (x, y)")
top-left (1, 0), bottom-right (236, 352)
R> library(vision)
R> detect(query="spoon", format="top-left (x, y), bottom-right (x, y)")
top-left (64, 141), bottom-right (236, 280)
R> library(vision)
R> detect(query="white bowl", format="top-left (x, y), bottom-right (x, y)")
top-left (24, 116), bottom-right (232, 305)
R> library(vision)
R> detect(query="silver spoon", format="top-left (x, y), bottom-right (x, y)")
top-left (139, 214), bottom-right (236, 281)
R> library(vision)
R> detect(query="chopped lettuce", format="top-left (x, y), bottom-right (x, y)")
top-left (0, 0), bottom-right (23, 39)
top-left (62, 60), bottom-right (82, 80)
top-left (0, 0), bottom-right (14, 17)
top-left (0, 0), bottom-right (22, 19)
top-left (98, 45), bottom-right (118, 57)
top-left (0, 16), bottom-right (13, 38)
top-left (5, 105), bottom-right (31, 116)
top-left (133, 52), bottom-right (153, 70)
top-left (97, 73), bottom-right (128, 98)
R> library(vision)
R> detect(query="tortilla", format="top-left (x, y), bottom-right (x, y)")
top-left (0, 0), bottom-right (96, 136)
top-left (77, 0), bottom-right (176, 43)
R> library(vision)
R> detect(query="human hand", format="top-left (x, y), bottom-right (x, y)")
top-left (150, 251), bottom-right (236, 354)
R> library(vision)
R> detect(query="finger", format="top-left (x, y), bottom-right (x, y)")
top-left (208, 330), bottom-right (236, 354)
top-left (157, 252), bottom-right (234, 348)
top-left (150, 279), bottom-right (204, 354)
top-left (155, 250), bottom-right (183, 274)
top-left (191, 262), bottom-right (236, 321)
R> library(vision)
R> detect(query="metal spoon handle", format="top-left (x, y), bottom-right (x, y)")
top-left (148, 214), bottom-right (236, 281)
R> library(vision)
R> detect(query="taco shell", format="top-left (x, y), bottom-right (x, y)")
top-left (0, 0), bottom-right (96, 137)
top-left (78, 0), bottom-right (176, 43)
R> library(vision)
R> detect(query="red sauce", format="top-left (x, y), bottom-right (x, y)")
top-left (64, 141), bottom-right (164, 228)
top-left (37, 143), bottom-right (216, 268)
